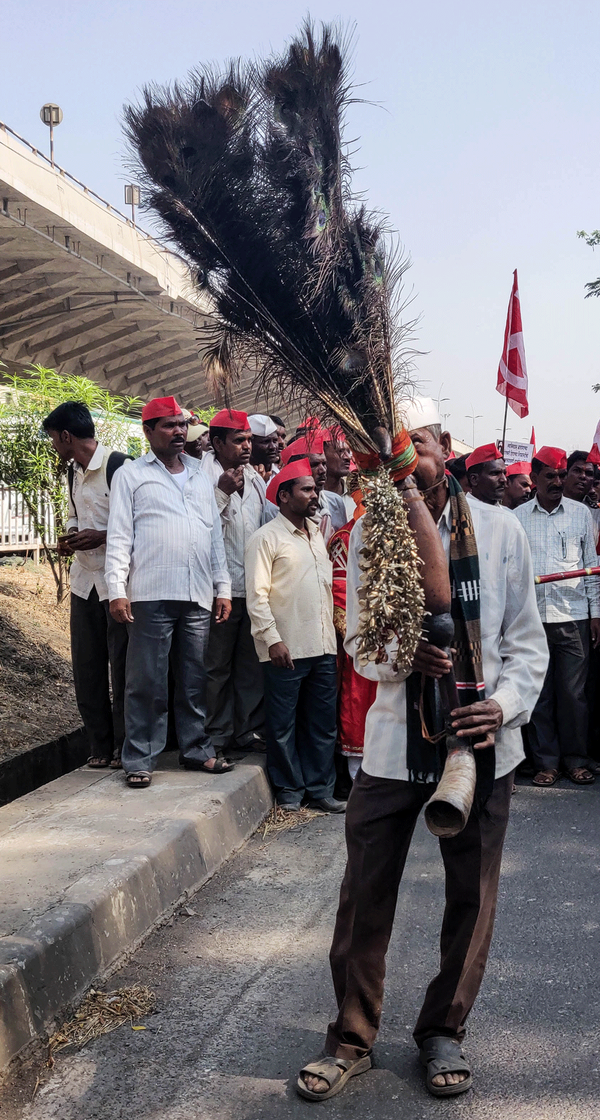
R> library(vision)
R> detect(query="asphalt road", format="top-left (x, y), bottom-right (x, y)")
top-left (7, 777), bottom-right (600, 1120)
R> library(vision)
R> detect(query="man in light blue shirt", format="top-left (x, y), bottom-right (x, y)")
top-left (105, 396), bottom-right (233, 788)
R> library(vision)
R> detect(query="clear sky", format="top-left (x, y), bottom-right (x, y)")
top-left (3, 0), bottom-right (600, 450)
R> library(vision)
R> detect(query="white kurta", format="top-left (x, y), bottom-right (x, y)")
top-left (344, 494), bottom-right (549, 781)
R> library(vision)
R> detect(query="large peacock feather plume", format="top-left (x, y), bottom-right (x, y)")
top-left (123, 20), bottom-right (416, 457)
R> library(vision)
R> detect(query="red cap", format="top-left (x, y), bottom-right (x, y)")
top-left (265, 459), bottom-right (313, 505)
top-left (281, 433), bottom-right (326, 464)
top-left (303, 416), bottom-right (321, 430)
top-left (465, 443), bottom-right (503, 470)
top-left (322, 424), bottom-right (347, 444)
top-left (535, 446), bottom-right (567, 471)
top-left (141, 396), bottom-right (182, 422)
top-left (210, 408), bottom-right (249, 431)
top-left (506, 461), bottom-right (532, 477)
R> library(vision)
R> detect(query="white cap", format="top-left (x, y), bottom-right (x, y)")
top-left (397, 395), bottom-right (441, 433)
top-left (248, 414), bottom-right (277, 437)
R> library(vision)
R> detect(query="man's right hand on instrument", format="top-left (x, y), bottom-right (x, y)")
top-left (269, 641), bottom-right (294, 670)
top-left (110, 598), bottom-right (134, 624)
top-left (412, 639), bottom-right (453, 679)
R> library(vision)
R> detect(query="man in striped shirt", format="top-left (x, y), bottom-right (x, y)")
top-left (202, 408), bottom-right (273, 756)
top-left (515, 446), bottom-right (600, 786)
top-left (105, 396), bottom-right (233, 789)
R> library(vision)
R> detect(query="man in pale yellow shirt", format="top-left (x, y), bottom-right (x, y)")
top-left (245, 459), bottom-right (345, 813)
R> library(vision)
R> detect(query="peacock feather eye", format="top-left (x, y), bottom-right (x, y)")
top-left (372, 254), bottom-right (384, 282)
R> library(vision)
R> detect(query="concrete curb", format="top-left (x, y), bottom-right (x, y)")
top-left (0, 760), bottom-right (272, 1071)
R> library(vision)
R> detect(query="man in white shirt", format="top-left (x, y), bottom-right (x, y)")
top-left (248, 414), bottom-right (280, 482)
top-left (105, 396), bottom-right (233, 789)
top-left (245, 459), bottom-right (345, 813)
top-left (201, 408), bottom-right (269, 755)
top-left (297, 401), bottom-right (547, 1101)
top-left (515, 446), bottom-right (600, 786)
top-left (43, 401), bottom-right (129, 769)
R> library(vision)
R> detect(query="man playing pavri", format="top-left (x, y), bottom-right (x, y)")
top-left (297, 397), bottom-right (548, 1100)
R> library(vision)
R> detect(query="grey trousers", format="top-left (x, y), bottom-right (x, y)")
top-left (528, 619), bottom-right (589, 771)
top-left (205, 597), bottom-right (264, 749)
top-left (122, 600), bottom-right (214, 774)
top-left (70, 587), bottom-right (127, 760)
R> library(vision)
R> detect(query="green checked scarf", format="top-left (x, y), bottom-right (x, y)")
top-left (406, 474), bottom-right (495, 800)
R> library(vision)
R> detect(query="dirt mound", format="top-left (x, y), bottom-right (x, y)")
top-left (0, 561), bottom-right (79, 762)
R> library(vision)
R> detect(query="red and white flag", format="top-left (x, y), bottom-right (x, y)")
top-left (530, 426), bottom-right (536, 454)
top-left (496, 270), bottom-right (529, 418)
top-left (589, 419), bottom-right (600, 465)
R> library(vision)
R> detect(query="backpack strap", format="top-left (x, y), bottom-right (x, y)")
top-left (67, 463), bottom-right (75, 508)
top-left (106, 450), bottom-right (133, 489)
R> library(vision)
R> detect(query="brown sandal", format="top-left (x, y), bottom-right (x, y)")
top-left (532, 769), bottom-right (560, 786)
top-left (87, 757), bottom-right (110, 769)
top-left (564, 767), bottom-right (595, 785)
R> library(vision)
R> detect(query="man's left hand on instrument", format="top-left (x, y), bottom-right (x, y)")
top-left (450, 698), bottom-right (503, 748)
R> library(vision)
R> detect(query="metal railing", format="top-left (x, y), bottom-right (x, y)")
top-left (0, 119), bottom-right (163, 249)
top-left (0, 485), bottom-right (55, 562)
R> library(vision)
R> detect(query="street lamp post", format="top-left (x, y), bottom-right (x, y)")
top-left (124, 185), bottom-right (141, 227)
top-left (465, 408), bottom-right (483, 449)
top-left (40, 104), bottom-right (63, 167)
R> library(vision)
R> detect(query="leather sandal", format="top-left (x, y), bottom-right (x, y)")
top-left (532, 769), bottom-right (560, 786)
top-left (181, 758), bottom-right (235, 773)
top-left (419, 1036), bottom-right (472, 1097)
top-left (296, 1054), bottom-right (372, 1101)
top-left (564, 766), bottom-right (595, 784)
top-left (87, 757), bottom-right (110, 769)
top-left (126, 772), bottom-right (152, 788)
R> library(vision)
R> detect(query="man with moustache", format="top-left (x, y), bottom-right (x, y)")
top-left (515, 447), bottom-right (600, 786)
top-left (245, 460), bottom-right (344, 813)
top-left (502, 462), bottom-right (532, 510)
top-left (323, 427), bottom-right (355, 520)
top-left (248, 414), bottom-right (280, 481)
top-left (563, 450), bottom-right (596, 503)
top-left (105, 396), bottom-right (233, 788)
top-left (201, 408), bottom-right (272, 756)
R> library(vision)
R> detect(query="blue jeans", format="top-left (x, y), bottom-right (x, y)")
top-left (262, 654), bottom-right (337, 804)
top-left (122, 600), bottom-right (214, 774)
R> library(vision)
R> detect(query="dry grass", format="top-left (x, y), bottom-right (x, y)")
top-left (47, 985), bottom-right (156, 1066)
top-left (260, 805), bottom-right (323, 840)
top-left (0, 559), bottom-right (79, 760)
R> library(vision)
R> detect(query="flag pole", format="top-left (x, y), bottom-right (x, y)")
top-left (500, 392), bottom-right (509, 454)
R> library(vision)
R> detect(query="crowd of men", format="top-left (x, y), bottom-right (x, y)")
top-left (41, 394), bottom-right (600, 798)
top-left (40, 392), bottom-right (600, 1100)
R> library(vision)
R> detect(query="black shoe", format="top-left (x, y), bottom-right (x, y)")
top-left (306, 797), bottom-right (347, 813)
top-left (277, 801), bottom-right (302, 811)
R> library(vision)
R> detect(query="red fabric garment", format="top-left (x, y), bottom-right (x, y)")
top-left (465, 443), bottom-right (502, 469)
top-left (141, 396), bottom-right (181, 421)
top-left (496, 269), bottom-right (529, 418)
top-left (265, 458), bottom-right (312, 504)
top-left (506, 461), bottom-right (531, 477)
top-left (210, 408), bottom-right (249, 430)
top-left (535, 446), bottom-right (567, 471)
top-left (328, 521), bottom-right (377, 756)
top-left (281, 432), bottom-right (326, 463)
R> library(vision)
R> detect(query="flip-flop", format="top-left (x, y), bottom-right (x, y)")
top-left (126, 772), bottom-right (152, 788)
top-left (296, 1054), bottom-right (372, 1101)
top-left (87, 757), bottom-right (110, 769)
top-left (419, 1036), bottom-right (472, 1097)
top-left (109, 756), bottom-right (122, 770)
top-left (532, 769), bottom-right (560, 787)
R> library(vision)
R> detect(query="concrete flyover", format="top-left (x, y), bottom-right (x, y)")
top-left (0, 122), bottom-right (271, 415)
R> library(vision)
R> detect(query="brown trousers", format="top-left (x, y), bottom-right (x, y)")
top-left (325, 767), bottom-right (514, 1057)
